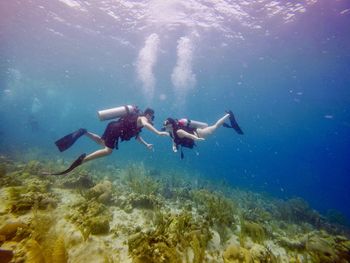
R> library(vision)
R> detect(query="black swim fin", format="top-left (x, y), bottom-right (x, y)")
top-left (223, 123), bottom-right (232, 128)
top-left (48, 153), bottom-right (86, 176)
top-left (226, 110), bottom-right (244, 135)
top-left (55, 128), bottom-right (87, 152)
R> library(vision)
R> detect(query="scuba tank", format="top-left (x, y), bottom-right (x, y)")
top-left (97, 105), bottom-right (138, 121)
top-left (178, 118), bottom-right (208, 129)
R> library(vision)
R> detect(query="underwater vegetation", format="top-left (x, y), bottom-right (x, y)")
top-left (124, 164), bottom-right (161, 196)
top-left (128, 210), bottom-right (212, 263)
top-left (0, 156), bottom-right (350, 262)
top-left (66, 199), bottom-right (112, 238)
top-left (190, 189), bottom-right (237, 243)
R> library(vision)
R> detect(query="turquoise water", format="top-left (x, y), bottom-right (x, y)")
top-left (1, 0), bottom-right (350, 221)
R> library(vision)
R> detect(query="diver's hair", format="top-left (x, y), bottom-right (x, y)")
top-left (144, 108), bottom-right (154, 116)
top-left (165, 118), bottom-right (177, 128)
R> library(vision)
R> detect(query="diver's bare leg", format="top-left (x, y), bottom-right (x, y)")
top-left (83, 147), bottom-right (113, 163)
top-left (196, 114), bottom-right (230, 138)
top-left (85, 132), bottom-right (104, 145)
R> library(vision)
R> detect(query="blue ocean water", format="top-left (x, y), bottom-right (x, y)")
top-left (1, 0), bottom-right (349, 221)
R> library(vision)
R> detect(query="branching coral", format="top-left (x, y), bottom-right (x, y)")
top-left (7, 181), bottom-right (58, 214)
top-left (66, 199), bottom-right (112, 238)
top-left (128, 210), bottom-right (212, 263)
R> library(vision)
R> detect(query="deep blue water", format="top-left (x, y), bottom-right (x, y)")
top-left (1, 1), bottom-right (350, 220)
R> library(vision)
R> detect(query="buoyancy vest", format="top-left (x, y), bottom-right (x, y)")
top-left (173, 125), bottom-right (196, 149)
top-left (118, 113), bottom-right (142, 141)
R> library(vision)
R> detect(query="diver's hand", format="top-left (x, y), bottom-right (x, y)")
top-left (172, 145), bottom-right (178, 152)
top-left (158, 131), bottom-right (169, 136)
top-left (146, 144), bottom-right (154, 150)
top-left (195, 137), bottom-right (205, 141)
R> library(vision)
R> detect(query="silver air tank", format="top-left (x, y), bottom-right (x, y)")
top-left (97, 105), bottom-right (136, 121)
top-left (178, 118), bottom-right (208, 129)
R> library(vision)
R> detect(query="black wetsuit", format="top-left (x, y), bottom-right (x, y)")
top-left (102, 113), bottom-right (142, 149)
top-left (172, 125), bottom-right (196, 149)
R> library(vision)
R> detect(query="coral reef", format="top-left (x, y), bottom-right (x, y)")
top-left (128, 210), bottom-right (212, 263)
top-left (6, 181), bottom-right (58, 214)
top-left (1, 157), bottom-right (350, 262)
top-left (85, 180), bottom-right (113, 204)
top-left (191, 189), bottom-right (236, 242)
top-left (124, 164), bottom-right (161, 196)
top-left (240, 220), bottom-right (266, 245)
top-left (60, 173), bottom-right (94, 189)
top-left (0, 220), bottom-right (28, 241)
top-left (223, 244), bottom-right (253, 263)
top-left (66, 199), bottom-right (112, 237)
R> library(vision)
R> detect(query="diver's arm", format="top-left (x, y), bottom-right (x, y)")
top-left (139, 117), bottom-right (169, 136)
top-left (177, 129), bottom-right (205, 141)
top-left (136, 135), bottom-right (153, 150)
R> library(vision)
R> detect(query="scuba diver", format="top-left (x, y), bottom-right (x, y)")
top-left (162, 110), bottom-right (243, 159)
top-left (49, 106), bottom-right (169, 175)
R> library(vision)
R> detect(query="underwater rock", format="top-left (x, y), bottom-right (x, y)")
top-left (61, 174), bottom-right (94, 189)
top-left (265, 240), bottom-right (290, 263)
top-left (0, 221), bottom-right (27, 241)
top-left (85, 180), bottom-right (112, 204)
top-left (207, 230), bottom-right (221, 251)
